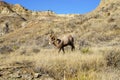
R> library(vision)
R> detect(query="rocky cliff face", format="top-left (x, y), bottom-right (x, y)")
top-left (0, 1), bottom-right (13, 14)
top-left (0, 1), bottom-right (57, 36)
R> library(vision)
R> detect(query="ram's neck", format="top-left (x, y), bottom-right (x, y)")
top-left (53, 40), bottom-right (62, 48)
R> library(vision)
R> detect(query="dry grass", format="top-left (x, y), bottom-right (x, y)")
top-left (0, 47), bottom-right (120, 80)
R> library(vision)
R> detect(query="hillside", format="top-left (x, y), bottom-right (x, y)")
top-left (0, 0), bottom-right (120, 54)
top-left (0, 0), bottom-right (120, 53)
top-left (0, 0), bottom-right (120, 80)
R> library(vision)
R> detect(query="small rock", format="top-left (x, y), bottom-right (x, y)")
top-left (34, 73), bottom-right (42, 78)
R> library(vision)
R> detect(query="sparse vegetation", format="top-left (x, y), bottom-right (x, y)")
top-left (0, 48), bottom-right (119, 80)
top-left (0, 0), bottom-right (120, 80)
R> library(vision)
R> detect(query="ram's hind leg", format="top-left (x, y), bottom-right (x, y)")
top-left (62, 47), bottom-right (65, 53)
top-left (71, 44), bottom-right (75, 51)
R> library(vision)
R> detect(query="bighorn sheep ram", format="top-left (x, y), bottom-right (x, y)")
top-left (49, 34), bottom-right (75, 53)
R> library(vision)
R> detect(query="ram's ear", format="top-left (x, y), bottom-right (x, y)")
top-left (49, 34), bottom-right (52, 38)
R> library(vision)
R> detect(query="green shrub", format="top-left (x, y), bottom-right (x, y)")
top-left (81, 47), bottom-right (90, 54)
top-left (13, 45), bottom-right (19, 50)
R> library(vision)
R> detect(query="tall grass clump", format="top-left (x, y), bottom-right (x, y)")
top-left (104, 49), bottom-right (120, 68)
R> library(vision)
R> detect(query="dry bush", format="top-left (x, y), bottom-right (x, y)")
top-left (107, 17), bottom-right (115, 22)
top-left (104, 49), bottom-right (120, 68)
top-left (0, 45), bottom-right (13, 54)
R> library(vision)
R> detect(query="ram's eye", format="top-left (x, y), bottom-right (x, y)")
top-left (51, 37), bottom-right (54, 39)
